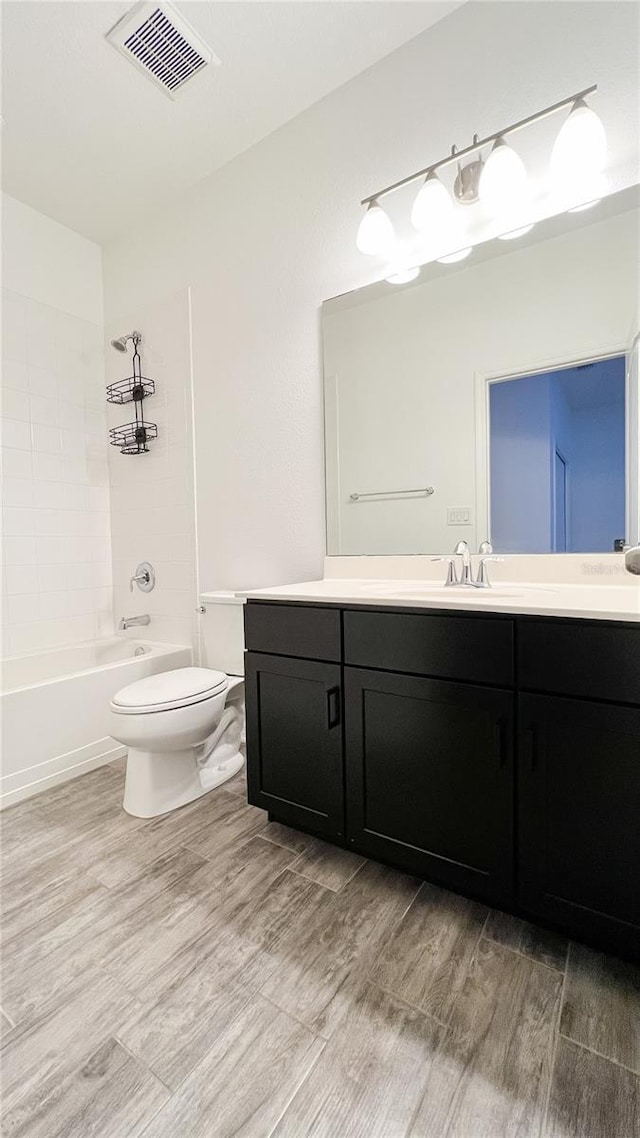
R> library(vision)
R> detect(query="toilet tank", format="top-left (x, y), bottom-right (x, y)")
top-left (199, 592), bottom-right (246, 676)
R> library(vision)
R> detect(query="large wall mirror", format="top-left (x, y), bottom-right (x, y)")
top-left (323, 186), bottom-right (639, 556)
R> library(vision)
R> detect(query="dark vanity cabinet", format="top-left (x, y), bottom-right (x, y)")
top-left (344, 668), bottom-right (513, 904)
top-left (244, 601), bottom-right (640, 959)
top-left (244, 604), bottom-right (344, 838)
top-left (244, 652), bottom-right (344, 837)
top-left (342, 609), bottom-right (514, 905)
top-left (516, 620), bottom-right (640, 958)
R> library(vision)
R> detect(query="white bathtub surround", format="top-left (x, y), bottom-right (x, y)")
top-left (241, 553), bottom-right (640, 622)
top-left (1, 195), bottom-right (113, 657)
top-left (107, 289), bottom-right (198, 653)
top-left (0, 639), bottom-right (191, 808)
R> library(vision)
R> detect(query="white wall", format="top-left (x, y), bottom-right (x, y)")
top-left (107, 289), bottom-right (198, 651)
top-left (101, 2), bottom-right (640, 589)
top-left (323, 208), bottom-right (638, 553)
top-left (1, 195), bottom-right (111, 657)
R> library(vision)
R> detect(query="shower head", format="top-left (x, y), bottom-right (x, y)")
top-left (110, 331), bottom-right (142, 352)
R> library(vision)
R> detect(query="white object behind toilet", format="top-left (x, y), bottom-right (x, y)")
top-left (198, 591), bottom-right (246, 675)
top-left (198, 589), bottom-right (247, 756)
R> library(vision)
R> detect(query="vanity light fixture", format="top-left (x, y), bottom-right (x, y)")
top-left (356, 85), bottom-right (604, 259)
top-left (411, 170), bottom-right (454, 232)
top-left (385, 267), bottom-right (421, 284)
top-left (356, 200), bottom-right (395, 256)
top-left (411, 167), bottom-right (470, 259)
top-left (551, 98), bottom-right (607, 182)
top-left (478, 137), bottom-right (529, 216)
top-left (568, 198), bottom-right (601, 213)
top-left (437, 247), bottom-right (472, 264)
top-left (498, 223), bottom-right (535, 240)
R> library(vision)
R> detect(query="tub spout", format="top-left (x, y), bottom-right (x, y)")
top-left (119, 614), bottom-right (151, 631)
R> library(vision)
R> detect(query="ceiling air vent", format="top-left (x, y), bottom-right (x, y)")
top-left (106, 1), bottom-right (219, 99)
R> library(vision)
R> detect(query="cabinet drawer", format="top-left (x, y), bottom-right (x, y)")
top-left (245, 602), bottom-right (341, 662)
top-left (344, 609), bottom-right (513, 687)
top-left (518, 620), bottom-right (640, 705)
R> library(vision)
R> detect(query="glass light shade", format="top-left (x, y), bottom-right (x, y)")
top-left (549, 166), bottom-right (607, 214)
top-left (498, 223), bottom-right (535, 240)
top-left (478, 138), bottom-right (529, 216)
top-left (551, 101), bottom-right (607, 181)
top-left (356, 201), bottom-right (395, 256)
top-left (568, 198), bottom-right (601, 213)
top-left (386, 267), bottom-right (420, 284)
top-left (437, 247), bottom-right (472, 264)
top-left (411, 173), bottom-right (454, 233)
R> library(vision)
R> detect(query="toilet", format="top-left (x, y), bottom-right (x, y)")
top-left (109, 592), bottom-right (246, 818)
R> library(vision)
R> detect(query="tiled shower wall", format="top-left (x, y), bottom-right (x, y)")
top-left (1, 289), bottom-right (112, 656)
top-left (107, 288), bottom-right (198, 652)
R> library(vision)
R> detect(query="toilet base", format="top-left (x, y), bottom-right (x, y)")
top-left (123, 747), bottom-right (244, 819)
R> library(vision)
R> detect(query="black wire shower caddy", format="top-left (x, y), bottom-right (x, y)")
top-left (106, 335), bottom-right (157, 455)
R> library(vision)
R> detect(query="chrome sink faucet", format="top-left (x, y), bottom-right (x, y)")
top-left (432, 540), bottom-right (503, 589)
top-left (624, 544), bottom-right (640, 575)
top-left (454, 540), bottom-right (474, 586)
top-left (119, 614), bottom-right (151, 630)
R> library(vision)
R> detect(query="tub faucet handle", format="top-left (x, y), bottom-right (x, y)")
top-left (129, 562), bottom-right (155, 593)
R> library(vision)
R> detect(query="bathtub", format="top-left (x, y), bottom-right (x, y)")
top-left (0, 638), bottom-right (192, 809)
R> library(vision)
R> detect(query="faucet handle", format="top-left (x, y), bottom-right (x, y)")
top-left (129, 562), bottom-right (155, 593)
top-left (431, 556), bottom-right (458, 586)
top-left (476, 556), bottom-right (504, 588)
top-left (624, 545), bottom-right (640, 575)
top-left (478, 539), bottom-right (493, 554)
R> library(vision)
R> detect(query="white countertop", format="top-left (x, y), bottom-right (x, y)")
top-left (241, 578), bottom-right (640, 622)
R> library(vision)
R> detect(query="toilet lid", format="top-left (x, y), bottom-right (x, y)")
top-left (111, 667), bottom-right (228, 714)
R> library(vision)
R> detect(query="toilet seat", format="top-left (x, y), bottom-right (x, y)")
top-left (111, 667), bottom-right (227, 715)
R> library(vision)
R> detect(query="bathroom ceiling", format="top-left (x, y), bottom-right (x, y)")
top-left (1, 0), bottom-right (463, 244)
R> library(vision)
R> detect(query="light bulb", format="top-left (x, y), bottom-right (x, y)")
top-left (551, 100), bottom-right (607, 183)
top-left (549, 165), bottom-right (607, 214)
top-left (412, 170), bottom-right (470, 263)
top-left (356, 200), bottom-right (395, 256)
top-left (568, 198), bottom-right (601, 213)
top-left (437, 247), bottom-right (472, 264)
top-left (411, 172), bottom-right (454, 233)
top-left (479, 137), bottom-right (529, 216)
top-left (386, 267), bottom-right (420, 284)
top-left (498, 223), bottom-right (535, 240)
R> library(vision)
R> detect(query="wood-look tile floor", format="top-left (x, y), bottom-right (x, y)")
top-left (1, 761), bottom-right (638, 1138)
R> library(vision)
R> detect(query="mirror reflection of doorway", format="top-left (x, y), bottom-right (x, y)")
top-left (489, 355), bottom-right (626, 553)
top-left (554, 449), bottom-right (568, 552)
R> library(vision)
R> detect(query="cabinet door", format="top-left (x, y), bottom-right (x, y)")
top-left (245, 652), bottom-right (344, 838)
top-left (345, 668), bottom-right (514, 905)
top-left (519, 694), bottom-right (640, 958)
